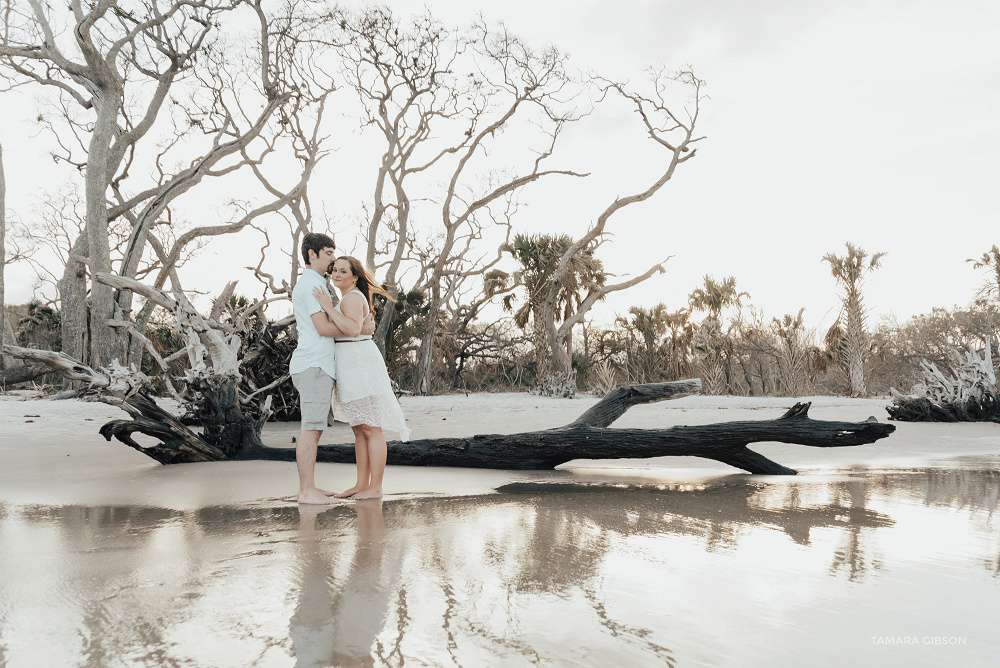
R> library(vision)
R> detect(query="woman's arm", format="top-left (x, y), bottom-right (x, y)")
top-left (310, 308), bottom-right (376, 338)
top-left (313, 288), bottom-right (365, 338)
top-left (311, 312), bottom-right (349, 338)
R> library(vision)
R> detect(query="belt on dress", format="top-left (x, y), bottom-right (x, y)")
top-left (335, 338), bottom-right (371, 343)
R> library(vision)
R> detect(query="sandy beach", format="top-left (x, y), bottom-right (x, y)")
top-left (1, 392), bottom-right (999, 666)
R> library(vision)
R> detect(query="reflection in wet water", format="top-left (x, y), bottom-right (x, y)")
top-left (0, 468), bottom-right (998, 667)
top-left (291, 502), bottom-right (391, 668)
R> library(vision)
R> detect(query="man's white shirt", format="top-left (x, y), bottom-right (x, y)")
top-left (289, 268), bottom-right (337, 379)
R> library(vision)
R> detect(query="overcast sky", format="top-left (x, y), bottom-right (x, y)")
top-left (2, 0), bottom-right (998, 334)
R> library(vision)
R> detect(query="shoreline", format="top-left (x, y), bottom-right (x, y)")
top-left (1, 392), bottom-right (998, 509)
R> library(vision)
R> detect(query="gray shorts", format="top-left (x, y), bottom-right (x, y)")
top-left (291, 367), bottom-right (335, 432)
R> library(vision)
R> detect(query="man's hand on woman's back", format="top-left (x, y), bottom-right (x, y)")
top-left (361, 313), bottom-right (376, 336)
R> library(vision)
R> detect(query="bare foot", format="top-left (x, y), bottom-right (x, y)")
top-left (298, 489), bottom-right (339, 505)
top-left (335, 485), bottom-right (365, 499)
top-left (350, 488), bottom-right (383, 500)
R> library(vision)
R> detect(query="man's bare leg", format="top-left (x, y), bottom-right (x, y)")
top-left (351, 425), bottom-right (386, 500)
top-left (297, 429), bottom-right (336, 504)
top-left (336, 425), bottom-right (371, 498)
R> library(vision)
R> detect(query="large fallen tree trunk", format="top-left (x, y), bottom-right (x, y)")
top-left (291, 383), bottom-right (895, 474)
top-left (0, 355), bottom-right (894, 473)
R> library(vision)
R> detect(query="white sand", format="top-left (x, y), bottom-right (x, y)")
top-left (1, 391), bottom-right (998, 509)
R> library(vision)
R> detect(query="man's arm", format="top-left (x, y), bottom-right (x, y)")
top-left (361, 312), bottom-right (376, 335)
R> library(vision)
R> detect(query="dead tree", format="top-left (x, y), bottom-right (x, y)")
top-left (522, 70), bottom-right (706, 393)
top-left (0, 142), bottom-right (36, 382)
top-left (409, 22), bottom-right (588, 395)
top-left (330, 8), bottom-right (462, 355)
top-left (330, 10), bottom-right (587, 385)
top-left (433, 284), bottom-right (526, 391)
top-left (888, 344), bottom-right (1000, 422)
top-left (0, 0), bottom-right (327, 371)
top-left (1, 0), bottom-right (233, 367)
top-left (4, 264), bottom-right (275, 454)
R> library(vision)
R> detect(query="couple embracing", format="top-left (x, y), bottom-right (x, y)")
top-left (290, 232), bottom-right (410, 504)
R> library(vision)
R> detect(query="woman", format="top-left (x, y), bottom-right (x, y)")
top-left (313, 256), bottom-right (410, 500)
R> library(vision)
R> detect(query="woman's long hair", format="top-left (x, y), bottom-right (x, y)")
top-left (338, 256), bottom-right (395, 313)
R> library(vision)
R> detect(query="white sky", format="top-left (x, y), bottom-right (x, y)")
top-left (2, 0), bottom-right (998, 335)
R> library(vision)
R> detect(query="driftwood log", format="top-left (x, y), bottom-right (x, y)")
top-left (887, 393), bottom-right (1000, 423)
top-left (0, 345), bottom-right (141, 390)
top-left (98, 379), bottom-right (266, 464)
top-left (0, 364), bottom-right (49, 386)
top-left (93, 378), bottom-right (893, 475)
top-left (887, 345), bottom-right (1000, 423)
top-left (2, 343), bottom-right (268, 464)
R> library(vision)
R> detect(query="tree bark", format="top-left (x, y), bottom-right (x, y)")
top-left (533, 302), bottom-right (553, 379)
top-left (99, 376), bottom-right (269, 463)
top-left (100, 392), bottom-right (229, 464)
top-left (844, 289), bottom-right (867, 396)
top-left (1, 315), bottom-right (14, 368)
top-left (415, 303), bottom-right (437, 395)
top-left (85, 86), bottom-right (124, 370)
top-left (545, 302), bottom-right (572, 375)
top-left (60, 233), bottom-right (90, 375)
top-left (188, 374), bottom-right (269, 458)
top-left (372, 296), bottom-right (397, 359)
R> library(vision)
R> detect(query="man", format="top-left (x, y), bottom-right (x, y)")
top-left (290, 232), bottom-right (375, 504)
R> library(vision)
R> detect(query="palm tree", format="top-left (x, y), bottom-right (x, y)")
top-left (616, 304), bottom-right (668, 382)
top-left (619, 303), bottom-right (696, 383)
top-left (822, 242), bottom-right (887, 396)
top-left (502, 233), bottom-right (605, 382)
top-left (16, 300), bottom-right (62, 351)
top-left (688, 275), bottom-right (748, 394)
top-left (771, 308), bottom-right (811, 396)
top-left (688, 275), bottom-right (748, 318)
top-left (663, 308), bottom-right (695, 380)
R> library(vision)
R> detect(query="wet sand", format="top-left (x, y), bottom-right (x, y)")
top-left (1, 393), bottom-right (998, 666)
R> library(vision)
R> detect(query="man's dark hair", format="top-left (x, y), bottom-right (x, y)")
top-left (300, 232), bottom-right (336, 264)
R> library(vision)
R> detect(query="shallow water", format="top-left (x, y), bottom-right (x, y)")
top-left (0, 467), bottom-right (998, 667)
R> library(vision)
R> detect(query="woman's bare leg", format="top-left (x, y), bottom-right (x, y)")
top-left (351, 425), bottom-right (386, 500)
top-left (337, 425), bottom-right (371, 498)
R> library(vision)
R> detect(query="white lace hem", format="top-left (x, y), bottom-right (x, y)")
top-left (333, 392), bottom-right (411, 442)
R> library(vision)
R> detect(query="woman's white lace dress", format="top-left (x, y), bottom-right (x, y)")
top-left (330, 290), bottom-right (411, 441)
